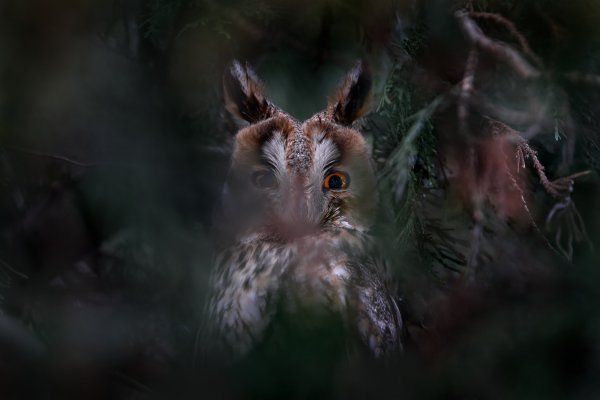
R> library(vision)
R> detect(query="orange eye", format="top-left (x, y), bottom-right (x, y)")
top-left (323, 171), bottom-right (350, 190)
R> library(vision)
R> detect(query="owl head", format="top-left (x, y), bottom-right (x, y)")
top-left (219, 61), bottom-right (376, 240)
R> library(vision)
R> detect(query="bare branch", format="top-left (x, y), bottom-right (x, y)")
top-left (469, 11), bottom-right (543, 67)
top-left (546, 196), bottom-right (590, 261)
top-left (470, 93), bottom-right (549, 127)
top-left (487, 119), bottom-right (590, 199)
top-left (466, 222), bottom-right (482, 284)
top-left (5, 145), bottom-right (98, 168)
top-left (564, 71), bottom-right (600, 87)
top-left (455, 10), bottom-right (541, 79)
top-left (458, 48), bottom-right (479, 134)
top-left (0, 146), bottom-right (26, 211)
top-left (0, 259), bottom-right (28, 279)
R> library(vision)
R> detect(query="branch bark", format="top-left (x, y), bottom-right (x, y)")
top-left (455, 10), bottom-right (541, 79)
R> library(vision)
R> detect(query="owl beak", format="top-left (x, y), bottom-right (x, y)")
top-left (276, 178), bottom-right (316, 238)
top-left (288, 179), bottom-right (310, 221)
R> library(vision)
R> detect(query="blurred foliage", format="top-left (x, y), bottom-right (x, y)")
top-left (1, 0), bottom-right (600, 398)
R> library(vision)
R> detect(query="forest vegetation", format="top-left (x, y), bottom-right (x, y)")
top-left (1, 0), bottom-right (600, 398)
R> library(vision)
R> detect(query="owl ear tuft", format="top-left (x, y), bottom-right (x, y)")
top-left (223, 60), bottom-right (273, 123)
top-left (330, 60), bottom-right (372, 126)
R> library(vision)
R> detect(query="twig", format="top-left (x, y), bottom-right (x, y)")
top-left (458, 48), bottom-right (479, 134)
top-left (520, 142), bottom-right (589, 199)
top-left (469, 91), bottom-right (550, 127)
top-left (382, 95), bottom-right (446, 203)
top-left (455, 10), bottom-right (541, 79)
top-left (546, 196), bottom-right (590, 261)
top-left (466, 222), bottom-right (482, 284)
top-left (496, 135), bottom-right (552, 248)
top-left (4, 145), bottom-right (98, 167)
top-left (112, 371), bottom-right (151, 393)
top-left (487, 119), bottom-right (589, 199)
top-left (519, 140), bottom-right (560, 197)
top-left (0, 259), bottom-right (28, 280)
top-left (455, 18), bottom-right (600, 89)
top-left (0, 145), bottom-right (26, 211)
top-left (564, 71), bottom-right (600, 87)
top-left (469, 11), bottom-right (543, 67)
top-left (485, 124), bottom-right (568, 257)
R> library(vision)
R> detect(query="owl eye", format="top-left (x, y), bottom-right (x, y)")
top-left (252, 170), bottom-right (278, 189)
top-left (323, 171), bottom-right (350, 191)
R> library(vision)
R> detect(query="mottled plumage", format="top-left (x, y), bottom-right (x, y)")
top-left (206, 61), bottom-right (402, 358)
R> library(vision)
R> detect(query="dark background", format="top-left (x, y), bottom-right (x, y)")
top-left (1, 0), bottom-right (600, 398)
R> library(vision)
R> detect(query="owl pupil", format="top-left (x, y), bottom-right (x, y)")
top-left (328, 175), bottom-right (343, 189)
top-left (252, 170), bottom-right (277, 189)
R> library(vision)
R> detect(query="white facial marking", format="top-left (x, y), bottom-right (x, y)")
top-left (262, 131), bottom-right (287, 179)
top-left (312, 136), bottom-right (340, 179)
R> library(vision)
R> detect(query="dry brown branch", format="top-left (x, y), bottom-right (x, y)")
top-left (496, 135), bottom-right (536, 224)
top-left (550, 170), bottom-right (591, 192)
top-left (495, 135), bottom-right (557, 252)
top-left (518, 142), bottom-right (589, 198)
top-left (486, 127), bottom-right (532, 221)
top-left (486, 121), bottom-right (588, 259)
top-left (455, 10), bottom-right (541, 79)
top-left (458, 14), bottom-right (600, 89)
top-left (518, 140), bottom-right (560, 197)
top-left (469, 11), bottom-right (543, 67)
top-left (487, 119), bottom-right (590, 199)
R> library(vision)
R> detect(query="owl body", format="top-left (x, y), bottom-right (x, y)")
top-left (206, 61), bottom-right (402, 358)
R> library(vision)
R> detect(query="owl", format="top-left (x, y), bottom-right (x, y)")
top-left (205, 60), bottom-right (402, 359)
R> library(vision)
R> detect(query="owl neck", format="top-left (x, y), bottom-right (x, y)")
top-left (234, 216), bottom-right (370, 245)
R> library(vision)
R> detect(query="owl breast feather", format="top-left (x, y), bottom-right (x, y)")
top-left (208, 229), bottom-right (402, 357)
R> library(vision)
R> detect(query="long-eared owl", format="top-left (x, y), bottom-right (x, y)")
top-left (206, 60), bottom-right (402, 358)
